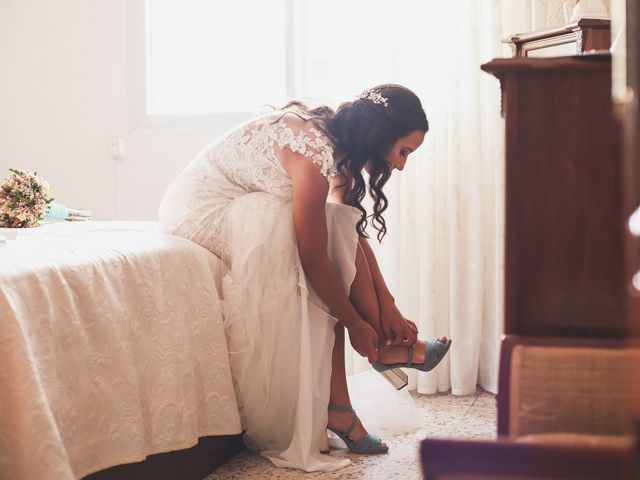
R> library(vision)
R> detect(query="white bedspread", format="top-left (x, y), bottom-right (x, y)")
top-left (0, 221), bottom-right (242, 480)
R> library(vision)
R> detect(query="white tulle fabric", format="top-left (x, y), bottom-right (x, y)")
top-left (0, 221), bottom-right (242, 480)
top-left (159, 111), bottom-right (360, 471)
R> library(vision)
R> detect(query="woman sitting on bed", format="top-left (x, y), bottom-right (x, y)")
top-left (158, 84), bottom-right (452, 472)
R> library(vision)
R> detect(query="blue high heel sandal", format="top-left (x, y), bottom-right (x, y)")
top-left (372, 337), bottom-right (452, 374)
top-left (327, 403), bottom-right (389, 454)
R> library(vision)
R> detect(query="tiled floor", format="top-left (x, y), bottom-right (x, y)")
top-left (205, 388), bottom-right (496, 479)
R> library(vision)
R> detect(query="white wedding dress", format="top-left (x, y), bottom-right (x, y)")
top-left (158, 110), bottom-right (360, 471)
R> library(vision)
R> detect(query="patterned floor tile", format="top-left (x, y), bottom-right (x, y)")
top-left (205, 389), bottom-right (496, 479)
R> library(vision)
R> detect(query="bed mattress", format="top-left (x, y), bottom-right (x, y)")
top-left (0, 221), bottom-right (242, 480)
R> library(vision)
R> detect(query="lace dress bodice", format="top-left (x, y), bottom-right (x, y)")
top-left (158, 110), bottom-right (339, 257)
top-left (216, 112), bottom-right (338, 197)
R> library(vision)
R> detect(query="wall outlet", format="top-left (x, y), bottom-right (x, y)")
top-left (106, 136), bottom-right (125, 159)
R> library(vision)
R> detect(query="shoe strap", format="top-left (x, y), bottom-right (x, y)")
top-left (407, 345), bottom-right (414, 367)
top-left (328, 403), bottom-right (358, 436)
top-left (328, 403), bottom-right (355, 413)
top-left (345, 414), bottom-right (357, 436)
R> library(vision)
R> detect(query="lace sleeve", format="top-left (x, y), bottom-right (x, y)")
top-left (272, 114), bottom-right (338, 180)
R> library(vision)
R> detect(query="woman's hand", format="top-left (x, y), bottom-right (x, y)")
top-left (380, 302), bottom-right (418, 346)
top-left (405, 319), bottom-right (418, 337)
top-left (347, 321), bottom-right (379, 363)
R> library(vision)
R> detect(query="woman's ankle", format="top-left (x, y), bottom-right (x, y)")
top-left (328, 397), bottom-right (351, 408)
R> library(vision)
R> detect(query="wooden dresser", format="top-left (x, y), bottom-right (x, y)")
top-left (482, 54), bottom-right (626, 338)
top-left (421, 9), bottom-right (639, 479)
top-left (504, 19), bottom-right (611, 58)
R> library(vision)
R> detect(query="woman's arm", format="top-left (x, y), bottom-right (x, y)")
top-left (357, 237), bottom-right (418, 345)
top-left (281, 148), bottom-right (380, 363)
top-left (330, 173), bottom-right (418, 346)
top-left (357, 236), bottom-right (394, 305)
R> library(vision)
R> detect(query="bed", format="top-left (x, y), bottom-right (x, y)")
top-left (0, 221), bottom-right (243, 480)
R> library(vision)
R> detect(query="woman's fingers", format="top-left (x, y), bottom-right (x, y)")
top-left (372, 331), bottom-right (379, 362)
top-left (382, 323), bottom-right (393, 346)
top-left (367, 337), bottom-right (379, 363)
top-left (369, 348), bottom-right (378, 364)
top-left (408, 328), bottom-right (418, 345)
top-left (389, 325), bottom-right (400, 346)
top-left (351, 321), bottom-right (379, 363)
top-left (392, 320), bottom-right (416, 346)
top-left (405, 320), bottom-right (418, 341)
top-left (400, 325), bottom-right (417, 346)
top-left (392, 320), bottom-right (409, 346)
top-left (399, 319), bottom-right (417, 345)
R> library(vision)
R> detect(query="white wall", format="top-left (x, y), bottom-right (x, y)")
top-left (0, 0), bottom-right (218, 221)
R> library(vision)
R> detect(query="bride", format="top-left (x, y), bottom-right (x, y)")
top-left (158, 84), bottom-right (451, 472)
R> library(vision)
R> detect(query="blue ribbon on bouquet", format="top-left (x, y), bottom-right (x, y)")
top-left (46, 201), bottom-right (69, 220)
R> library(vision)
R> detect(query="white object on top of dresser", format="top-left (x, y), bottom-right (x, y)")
top-left (571, 0), bottom-right (610, 21)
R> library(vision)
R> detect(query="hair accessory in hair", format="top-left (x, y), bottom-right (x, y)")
top-left (356, 89), bottom-right (389, 107)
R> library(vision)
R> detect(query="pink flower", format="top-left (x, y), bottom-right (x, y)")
top-left (0, 169), bottom-right (54, 228)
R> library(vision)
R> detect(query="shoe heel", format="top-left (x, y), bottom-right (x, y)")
top-left (377, 367), bottom-right (408, 390)
top-left (320, 430), bottom-right (330, 453)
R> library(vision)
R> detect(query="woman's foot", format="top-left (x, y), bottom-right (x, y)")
top-left (377, 336), bottom-right (448, 366)
top-left (327, 405), bottom-right (387, 450)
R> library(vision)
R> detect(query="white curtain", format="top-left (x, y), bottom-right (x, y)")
top-left (332, 1), bottom-right (562, 395)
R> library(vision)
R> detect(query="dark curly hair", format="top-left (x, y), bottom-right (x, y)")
top-left (278, 84), bottom-right (429, 241)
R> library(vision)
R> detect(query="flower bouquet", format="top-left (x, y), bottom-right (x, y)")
top-left (0, 168), bottom-right (54, 228)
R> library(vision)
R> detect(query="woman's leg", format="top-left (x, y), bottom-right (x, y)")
top-left (346, 242), bottom-right (447, 366)
top-left (331, 243), bottom-right (382, 408)
top-left (327, 243), bottom-right (447, 443)
top-left (327, 243), bottom-right (387, 443)
top-left (348, 242), bottom-right (385, 338)
top-left (328, 321), bottom-right (387, 445)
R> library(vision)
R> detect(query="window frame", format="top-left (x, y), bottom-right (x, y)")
top-left (127, 0), bottom-right (298, 136)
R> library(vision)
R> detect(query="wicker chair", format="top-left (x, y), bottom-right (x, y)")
top-left (420, 335), bottom-right (639, 480)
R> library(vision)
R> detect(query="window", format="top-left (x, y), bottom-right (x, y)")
top-left (128, 0), bottom-right (424, 133)
top-left (146, 0), bottom-right (287, 114)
